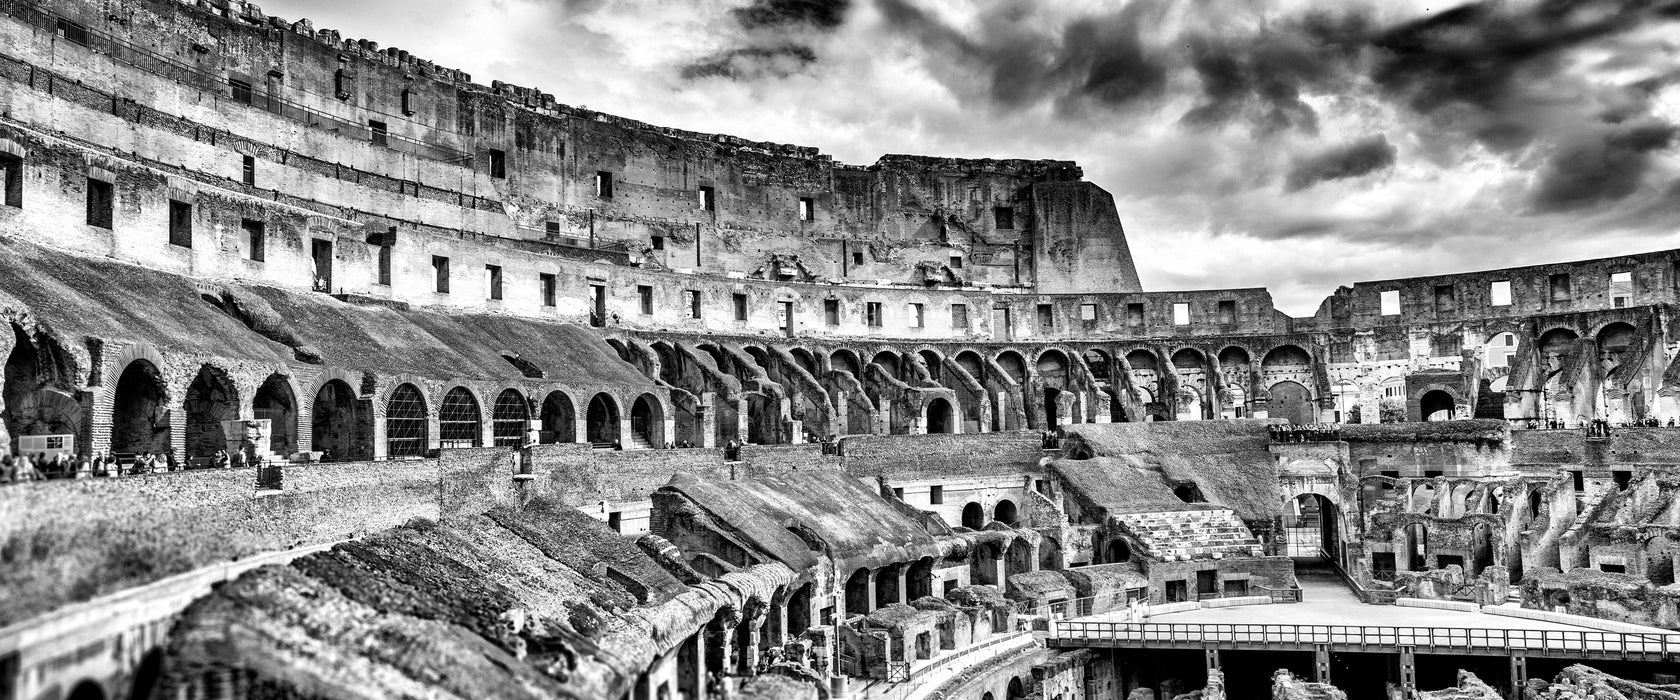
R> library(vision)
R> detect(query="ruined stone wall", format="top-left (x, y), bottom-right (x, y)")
top-left (840, 431), bottom-right (1046, 479)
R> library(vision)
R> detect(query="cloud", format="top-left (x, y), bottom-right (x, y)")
top-left (731, 0), bottom-right (851, 29)
top-left (1529, 119), bottom-right (1678, 212)
top-left (679, 44), bottom-right (819, 80)
top-left (1284, 135), bottom-right (1398, 192)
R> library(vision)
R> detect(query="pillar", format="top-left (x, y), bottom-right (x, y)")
top-left (896, 567), bottom-right (911, 605)
top-left (1314, 644), bottom-right (1330, 684)
top-left (1507, 655), bottom-right (1526, 700)
top-left (1204, 648), bottom-right (1220, 675)
top-left (1398, 646), bottom-right (1417, 699)
top-left (738, 623), bottom-right (760, 676)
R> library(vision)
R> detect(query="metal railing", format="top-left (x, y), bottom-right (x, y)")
top-left (1046, 621), bottom-right (1679, 660)
top-left (1250, 582), bottom-right (1303, 603)
top-left (255, 462), bottom-right (283, 490)
top-left (4, 5), bottom-right (472, 164)
top-left (515, 226), bottom-right (637, 254)
top-left (871, 632), bottom-right (1032, 700)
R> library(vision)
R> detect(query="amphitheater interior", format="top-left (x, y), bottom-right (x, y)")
top-left (0, 2), bottom-right (1679, 699)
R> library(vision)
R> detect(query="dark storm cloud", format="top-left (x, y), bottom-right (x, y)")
top-left (1178, 10), bottom-right (1370, 136)
top-left (679, 44), bottom-right (819, 80)
top-left (731, 0), bottom-right (850, 29)
top-left (1530, 120), bottom-right (1678, 212)
top-left (1283, 135), bottom-right (1398, 192)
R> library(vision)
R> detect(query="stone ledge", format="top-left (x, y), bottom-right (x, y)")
top-left (1199, 595), bottom-right (1273, 609)
top-left (1397, 598), bottom-right (1481, 613)
top-left (1480, 605), bottom-right (1680, 635)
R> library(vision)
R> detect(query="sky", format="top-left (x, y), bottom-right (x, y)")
top-left (257, 0), bottom-right (1680, 316)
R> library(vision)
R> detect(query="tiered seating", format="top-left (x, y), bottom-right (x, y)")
top-left (1119, 509), bottom-right (1262, 560)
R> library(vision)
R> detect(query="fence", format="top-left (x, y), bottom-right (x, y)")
top-left (1047, 621), bottom-right (1679, 660)
top-left (873, 632), bottom-right (1033, 700)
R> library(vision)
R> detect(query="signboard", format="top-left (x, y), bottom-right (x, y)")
top-left (18, 434), bottom-right (74, 459)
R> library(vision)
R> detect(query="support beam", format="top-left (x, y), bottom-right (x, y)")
top-left (1314, 644), bottom-right (1331, 684)
top-left (1508, 655), bottom-right (1526, 700)
top-left (1398, 646), bottom-right (1417, 700)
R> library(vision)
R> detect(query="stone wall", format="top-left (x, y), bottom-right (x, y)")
top-left (841, 432), bottom-right (1046, 479)
top-left (0, 446), bottom-right (514, 626)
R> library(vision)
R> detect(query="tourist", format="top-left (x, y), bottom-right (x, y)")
top-left (76, 453), bottom-right (91, 478)
top-left (15, 453), bottom-right (40, 482)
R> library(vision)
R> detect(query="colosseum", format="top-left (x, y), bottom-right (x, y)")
top-left (0, 1), bottom-right (1677, 699)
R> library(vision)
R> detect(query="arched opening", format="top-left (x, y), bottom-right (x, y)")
top-left (925, 397), bottom-right (954, 434)
top-left (1105, 387), bottom-right (1128, 423)
top-left (872, 351), bottom-right (902, 382)
top-left (845, 567), bottom-right (871, 615)
top-left (630, 393), bottom-right (664, 448)
top-left (830, 349), bottom-right (863, 377)
top-left (1006, 538), bottom-right (1033, 578)
top-left (1219, 346), bottom-right (1252, 417)
top-left (1539, 328), bottom-right (1580, 380)
top-left (1007, 676), bottom-right (1026, 700)
top-left (67, 680), bottom-right (105, 700)
top-left (875, 562), bottom-right (901, 607)
top-left (1177, 386), bottom-right (1204, 422)
top-left (1083, 349), bottom-right (1110, 382)
top-left (1472, 522), bottom-right (1495, 577)
top-left (1172, 349), bottom-right (1208, 419)
top-left (788, 583), bottom-right (813, 637)
top-left (587, 393), bottom-right (621, 446)
top-left (1286, 493), bottom-right (1339, 559)
top-left (438, 387), bottom-right (482, 448)
top-left (3, 325), bottom-right (81, 456)
top-left (790, 347), bottom-right (819, 376)
top-left (252, 373), bottom-right (297, 459)
top-left (1174, 483), bottom-right (1204, 503)
top-left (1268, 380), bottom-right (1313, 425)
top-left (993, 499), bottom-right (1018, 525)
top-left (1104, 538), bottom-right (1130, 563)
top-left (184, 365), bottom-right (238, 463)
top-left (1039, 537), bottom-right (1062, 570)
top-left (129, 647), bottom-right (164, 700)
top-left (995, 351), bottom-right (1027, 384)
top-left (970, 543), bottom-right (999, 585)
top-left (955, 351), bottom-right (985, 381)
top-left (1485, 331), bottom-right (1518, 368)
top-left (703, 609), bottom-right (731, 677)
top-left (1420, 390), bottom-right (1456, 422)
top-left (1597, 322), bottom-right (1637, 370)
top-left (384, 383), bottom-right (429, 457)
top-left (961, 502), bottom-right (984, 529)
top-left (1405, 522), bottom-right (1429, 571)
top-left (310, 379), bottom-right (365, 462)
top-left (540, 391), bottom-right (577, 444)
top-left (1042, 388), bottom-right (1063, 429)
top-left (491, 389), bottom-right (529, 447)
top-left (906, 557), bottom-right (935, 600)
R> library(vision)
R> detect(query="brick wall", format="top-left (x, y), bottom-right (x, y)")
top-left (840, 432), bottom-right (1046, 479)
top-left (1509, 427), bottom-right (1680, 470)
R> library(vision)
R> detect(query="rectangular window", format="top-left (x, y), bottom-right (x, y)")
top-left (951, 303), bottom-right (968, 330)
top-left (0, 152), bottom-right (21, 207)
top-left (167, 200), bottom-right (192, 247)
top-left (540, 273), bottom-right (556, 307)
top-left (1610, 271), bottom-right (1633, 308)
top-left (733, 293), bottom-right (748, 322)
top-left (1172, 302), bottom-right (1191, 325)
top-left (994, 206), bottom-right (1014, 229)
top-left (893, 487), bottom-right (904, 500)
top-left (688, 290), bottom-right (702, 319)
top-left (55, 19), bottom-right (88, 45)
top-left (638, 285), bottom-right (653, 315)
top-left (851, 251), bottom-right (864, 266)
top-left (241, 155), bottom-right (255, 186)
top-left (798, 197), bottom-right (815, 221)
top-left (432, 256), bottom-right (450, 293)
top-left (698, 185), bottom-right (715, 211)
top-left (1490, 280), bottom-right (1512, 306)
top-left (242, 219), bottom-right (265, 262)
top-left (866, 302), bottom-right (883, 328)
top-left (1080, 303), bottom-right (1097, 323)
top-left (485, 265), bottom-right (503, 300)
top-left (1218, 299), bottom-right (1236, 324)
top-left (910, 303), bottom-right (924, 328)
top-left (1571, 470), bottom-right (1584, 491)
top-left (595, 171), bottom-right (614, 198)
top-left (368, 120), bottom-right (388, 146)
top-left (929, 485), bottom-right (944, 504)
top-left (1126, 302), bottom-right (1145, 327)
top-left (824, 299), bottom-right (840, 326)
top-left (377, 245), bottom-right (391, 286)
top-left (401, 88), bottom-right (415, 116)
top-left (488, 149), bottom-right (507, 179)
top-left (778, 301), bottom-right (793, 333)
top-left (85, 178), bottom-right (113, 228)
top-left (228, 78), bottom-right (253, 105)
top-left (1599, 562), bottom-right (1626, 574)
top-left (1434, 284), bottom-right (1455, 313)
top-left (1380, 289), bottom-right (1401, 316)
top-left (545, 221), bottom-right (561, 238)
top-left (607, 511), bottom-right (621, 533)
top-left (1549, 273), bottom-right (1571, 303)
top-left (651, 235), bottom-right (664, 251)
top-left (1037, 304), bottom-right (1054, 333)
top-left (949, 255), bottom-right (963, 269)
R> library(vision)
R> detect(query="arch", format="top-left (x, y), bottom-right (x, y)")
top-left (1286, 492), bottom-right (1340, 558)
top-left (961, 501), bottom-right (984, 529)
top-left (830, 349), bottom-right (863, 377)
top-left (787, 583), bottom-right (813, 636)
top-left (1177, 386), bottom-right (1204, 421)
top-left (1218, 345), bottom-right (1252, 368)
top-left (955, 350), bottom-right (985, 381)
top-left (4, 324), bottom-right (82, 455)
top-left (438, 387), bottom-right (483, 448)
top-left (918, 349), bottom-right (944, 383)
top-left (1007, 676), bottom-right (1026, 700)
top-left (1038, 536), bottom-right (1062, 570)
top-left (540, 390), bottom-right (577, 444)
top-left (1268, 380), bottom-right (1314, 425)
top-left (1035, 349), bottom-right (1069, 387)
top-left (875, 562), bottom-right (902, 607)
top-left (1083, 349), bottom-right (1111, 381)
top-left (631, 393), bottom-right (665, 448)
top-left (1538, 328), bottom-right (1580, 375)
top-left (1174, 483), bottom-right (1204, 503)
top-left (311, 379), bottom-right (367, 461)
top-left (1262, 344), bottom-right (1312, 369)
top-left (67, 680), bottom-right (105, 700)
top-left (1472, 522), bottom-right (1495, 576)
top-left (1124, 349), bottom-right (1158, 372)
top-left (845, 567), bottom-right (871, 615)
top-left (587, 392), bottom-right (622, 445)
top-left (789, 347), bottom-right (819, 376)
top-left (906, 557), bottom-right (936, 600)
top-left (924, 397), bottom-right (954, 434)
top-left (183, 364), bottom-right (238, 462)
top-left (1485, 331), bottom-right (1518, 368)
top-left (384, 383), bottom-right (429, 457)
top-left (970, 542), bottom-right (1000, 585)
top-left (871, 350), bottom-right (902, 380)
top-left (130, 648), bottom-right (163, 700)
top-left (1104, 538), bottom-right (1130, 563)
top-left (1420, 390), bottom-right (1455, 422)
top-left (1597, 321), bottom-right (1638, 374)
top-left (1006, 538), bottom-right (1033, 578)
top-left (993, 499), bottom-right (1018, 525)
top-left (252, 373), bottom-right (298, 458)
top-left (995, 350), bottom-right (1027, 383)
top-left (1171, 348), bottom-right (1206, 371)
top-left (492, 389), bottom-right (529, 447)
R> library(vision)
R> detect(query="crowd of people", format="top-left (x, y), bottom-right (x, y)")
top-left (1268, 424), bottom-right (1341, 443)
top-left (1, 445), bottom-right (270, 484)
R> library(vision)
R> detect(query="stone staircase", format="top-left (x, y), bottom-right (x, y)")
top-left (1118, 509), bottom-right (1263, 561)
top-left (1559, 488), bottom-right (1610, 544)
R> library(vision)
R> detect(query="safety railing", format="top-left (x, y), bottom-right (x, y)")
top-left (872, 632), bottom-right (1032, 700)
top-left (3, 5), bottom-right (473, 164)
top-left (514, 226), bottom-right (638, 254)
top-left (1249, 582), bottom-right (1303, 603)
top-left (1046, 621), bottom-right (1679, 659)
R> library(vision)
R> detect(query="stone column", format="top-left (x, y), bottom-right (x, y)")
top-left (896, 566), bottom-right (911, 605)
